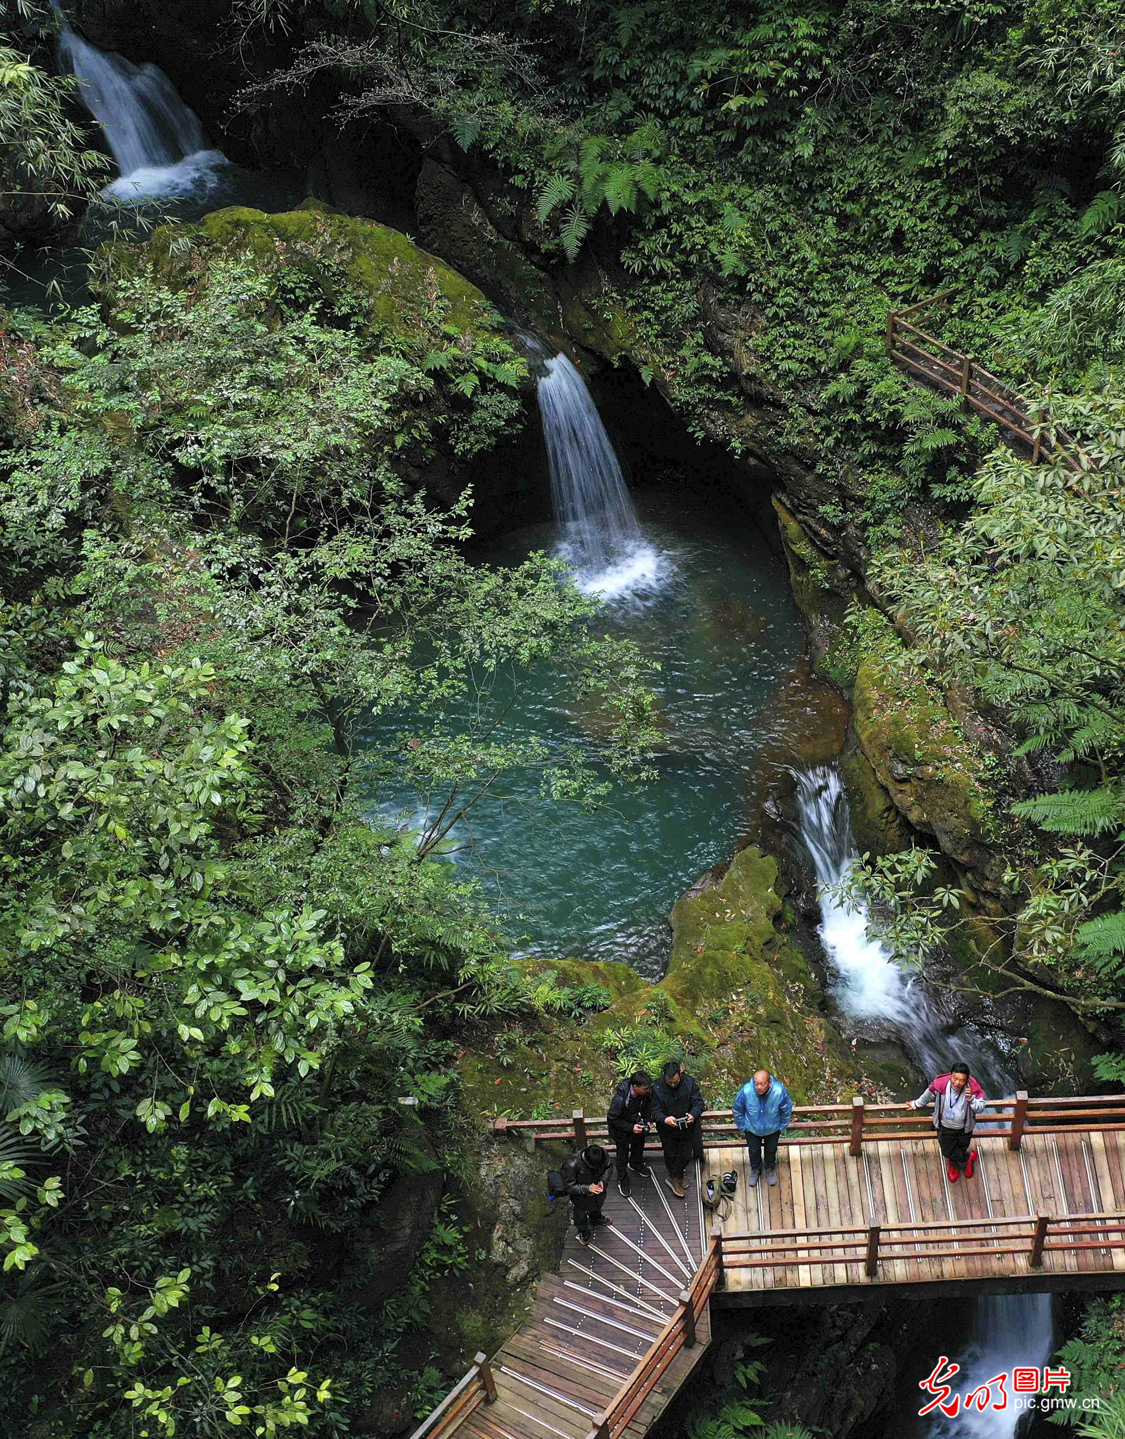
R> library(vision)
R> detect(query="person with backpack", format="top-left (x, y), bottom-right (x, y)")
top-left (607, 1070), bottom-right (654, 1198)
top-left (651, 1060), bottom-right (705, 1199)
top-left (559, 1144), bottom-right (611, 1244)
top-left (733, 1068), bottom-right (793, 1188)
top-left (911, 1062), bottom-right (987, 1181)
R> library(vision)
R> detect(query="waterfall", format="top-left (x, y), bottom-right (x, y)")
top-left (535, 353), bottom-right (666, 599)
top-left (794, 764), bottom-right (1054, 1438)
top-left (56, 13), bottom-right (228, 202)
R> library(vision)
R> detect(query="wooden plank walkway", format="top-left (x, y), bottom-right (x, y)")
top-left (416, 1094), bottom-right (1125, 1436)
top-left (707, 1128), bottom-right (1125, 1304)
top-left (414, 1161), bottom-right (713, 1439)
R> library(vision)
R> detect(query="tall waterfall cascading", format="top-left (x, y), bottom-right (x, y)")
top-left (536, 353), bottom-right (666, 599)
top-left (56, 14), bottom-right (227, 201)
top-left (794, 764), bottom-right (1054, 1438)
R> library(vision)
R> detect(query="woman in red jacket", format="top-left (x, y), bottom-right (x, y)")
top-left (911, 1063), bottom-right (986, 1182)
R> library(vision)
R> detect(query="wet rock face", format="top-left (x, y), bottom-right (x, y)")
top-left (355, 1145), bottom-right (445, 1310)
top-left (851, 645), bottom-right (1009, 905)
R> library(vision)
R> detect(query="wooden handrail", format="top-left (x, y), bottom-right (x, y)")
top-left (720, 1209), bottom-right (1125, 1280)
top-left (407, 1355), bottom-right (493, 1439)
top-left (886, 298), bottom-right (1086, 470)
top-left (491, 1092), bottom-right (1125, 1153)
top-left (583, 1232), bottom-right (723, 1439)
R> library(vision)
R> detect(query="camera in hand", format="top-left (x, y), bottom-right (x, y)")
top-left (674, 1115), bottom-right (693, 1131)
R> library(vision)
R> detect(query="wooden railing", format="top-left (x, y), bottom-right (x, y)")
top-left (886, 290), bottom-right (1083, 471)
top-left (407, 1352), bottom-right (497, 1439)
top-left (722, 1212), bottom-right (1125, 1282)
top-left (579, 1231), bottom-right (724, 1439)
top-left (491, 1092), bottom-right (1125, 1155)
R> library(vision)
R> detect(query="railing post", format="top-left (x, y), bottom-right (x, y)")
top-left (1009, 1091), bottom-right (1028, 1151)
top-left (1032, 432), bottom-right (1042, 465)
top-left (572, 1109), bottom-right (587, 1149)
top-left (850, 1096), bottom-right (865, 1157)
top-left (1030, 1213), bottom-right (1050, 1270)
top-left (960, 353), bottom-right (973, 397)
top-left (711, 1224), bottom-right (725, 1291)
top-left (586, 1413), bottom-right (610, 1439)
top-left (886, 309), bottom-right (896, 356)
top-left (475, 1354), bottom-right (497, 1403)
top-left (864, 1223), bottom-right (881, 1279)
top-left (679, 1288), bottom-right (697, 1348)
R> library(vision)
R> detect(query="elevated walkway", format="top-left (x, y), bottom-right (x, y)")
top-left (414, 1091), bottom-right (1125, 1439)
top-left (412, 1161), bottom-right (715, 1439)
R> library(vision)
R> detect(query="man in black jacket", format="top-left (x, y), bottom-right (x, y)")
top-left (606, 1070), bottom-right (653, 1199)
top-left (561, 1143), bottom-right (611, 1244)
top-left (651, 1060), bottom-right (705, 1198)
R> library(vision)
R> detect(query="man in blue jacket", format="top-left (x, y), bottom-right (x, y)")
top-left (733, 1069), bottom-right (793, 1187)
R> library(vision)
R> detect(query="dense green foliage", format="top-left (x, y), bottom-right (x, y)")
top-left (263, 0), bottom-right (1125, 530)
top-left (840, 394), bottom-right (1125, 1048)
top-left (0, 215), bottom-right (656, 1433)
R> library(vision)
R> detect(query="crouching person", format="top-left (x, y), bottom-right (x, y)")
top-left (561, 1143), bottom-right (611, 1245)
top-left (911, 1062), bottom-right (986, 1182)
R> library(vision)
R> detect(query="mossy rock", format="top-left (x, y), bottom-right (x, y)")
top-left (772, 495), bottom-right (860, 683)
top-left (458, 846), bottom-right (871, 1133)
top-left (840, 745), bottom-right (911, 857)
top-left (101, 199), bottom-right (512, 357)
top-left (851, 614), bottom-right (1006, 899)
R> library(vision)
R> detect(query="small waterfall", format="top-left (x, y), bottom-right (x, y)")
top-left (535, 353), bottom-right (666, 599)
top-left (794, 763), bottom-right (1054, 1438)
top-left (56, 12), bottom-right (228, 201)
top-left (794, 765), bottom-right (939, 1062)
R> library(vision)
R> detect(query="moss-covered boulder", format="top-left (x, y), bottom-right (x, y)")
top-left (459, 848), bottom-right (880, 1133)
top-left (103, 199), bottom-right (516, 355)
top-left (851, 614), bottom-right (1007, 901)
top-left (773, 495), bottom-right (864, 686)
top-left (94, 201), bottom-right (533, 513)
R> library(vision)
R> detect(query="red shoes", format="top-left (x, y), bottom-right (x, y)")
top-left (947, 1161), bottom-right (960, 1183)
top-left (963, 1150), bottom-right (978, 1180)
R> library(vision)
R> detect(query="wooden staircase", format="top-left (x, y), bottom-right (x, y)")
top-left (411, 1161), bottom-right (716, 1439)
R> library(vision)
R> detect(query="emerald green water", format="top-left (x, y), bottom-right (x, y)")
top-left (366, 487), bottom-right (803, 975)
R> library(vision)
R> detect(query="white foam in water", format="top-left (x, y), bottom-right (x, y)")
top-left (925, 1294), bottom-right (1054, 1439)
top-left (795, 765), bottom-right (937, 1057)
top-left (559, 536), bottom-right (673, 602)
top-left (794, 764), bottom-right (1054, 1439)
top-left (103, 149), bottom-right (230, 204)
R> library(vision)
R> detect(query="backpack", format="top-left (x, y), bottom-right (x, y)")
top-left (546, 1168), bottom-right (567, 1202)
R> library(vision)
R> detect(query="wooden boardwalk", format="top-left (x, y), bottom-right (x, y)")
top-left (416, 1093), bottom-right (1125, 1439)
top-left (413, 1161), bottom-right (715, 1439)
top-left (707, 1126), bottom-right (1125, 1304)
top-left (885, 290), bottom-right (1094, 472)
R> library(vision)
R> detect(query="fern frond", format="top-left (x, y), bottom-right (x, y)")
top-left (560, 202), bottom-right (592, 262)
top-left (450, 114), bottom-right (481, 152)
top-left (1079, 190), bottom-right (1121, 239)
top-left (1011, 785), bottom-right (1125, 836)
top-left (536, 174), bottom-right (575, 224)
top-left (1074, 909), bottom-right (1125, 961)
top-left (578, 136), bottom-right (606, 191)
top-left (602, 164), bottom-right (638, 215)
